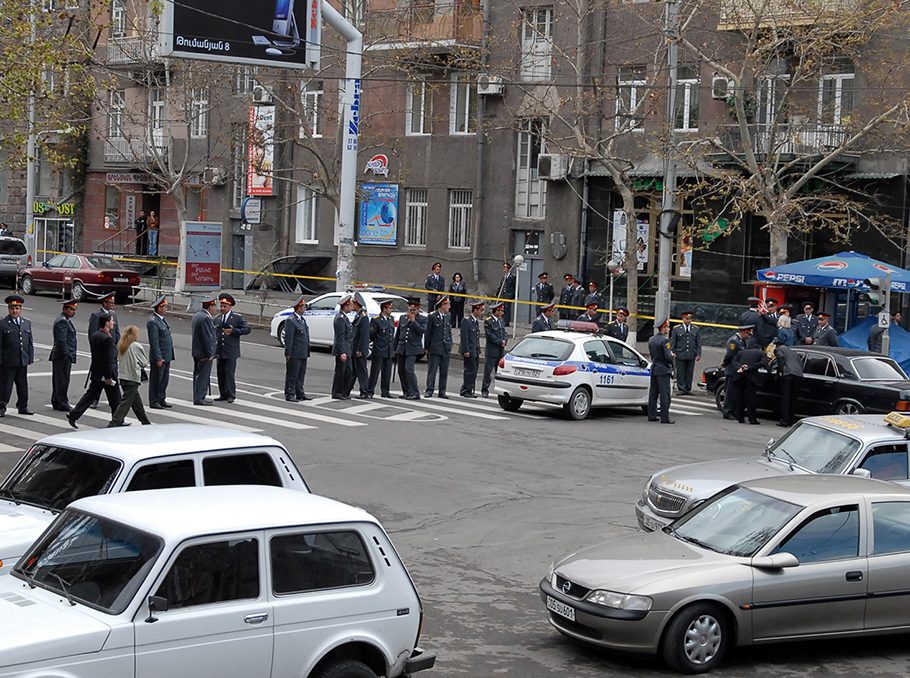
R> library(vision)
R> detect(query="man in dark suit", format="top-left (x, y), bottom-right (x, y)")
top-left (721, 325), bottom-right (753, 420)
top-left (350, 292), bottom-right (371, 399)
top-left (534, 272), bottom-right (554, 305)
top-left (424, 262), bottom-right (445, 310)
top-left (813, 312), bottom-right (840, 346)
top-left (531, 302), bottom-right (557, 332)
top-left (795, 302), bottom-right (819, 344)
top-left (558, 273), bottom-right (575, 320)
top-left (460, 300), bottom-right (484, 397)
top-left (214, 293), bottom-right (250, 403)
top-left (734, 346), bottom-right (770, 425)
top-left (496, 262), bottom-right (517, 326)
top-left (87, 292), bottom-right (120, 409)
top-left (425, 296), bottom-right (453, 398)
top-left (0, 294), bottom-right (34, 417)
top-left (647, 318), bottom-right (675, 424)
top-left (284, 296), bottom-right (310, 402)
top-left (758, 297), bottom-right (780, 347)
top-left (481, 302), bottom-right (508, 397)
top-left (50, 299), bottom-right (78, 411)
top-left (332, 294), bottom-right (355, 399)
top-left (191, 296), bottom-right (217, 405)
top-left (669, 311), bottom-right (702, 396)
top-left (68, 313), bottom-right (120, 428)
top-left (147, 296), bottom-right (175, 409)
top-left (368, 299), bottom-right (396, 398)
top-left (395, 298), bottom-right (426, 400)
top-left (605, 306), bottom-right (630, 343)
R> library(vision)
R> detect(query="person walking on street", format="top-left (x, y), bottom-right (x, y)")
top-left (425, 296), bottom-right (453, 398)
top-left (734, 345), bottom-right (770, 425)
top-left (395, 298), bottom-right (426, 399)
top-left (146, 210), bottom-right (160, 256)
top-left (191, 296), bottom-right (217, 405)
top-left (775, 340), bottom-right (804, 427)
top-left (284, 296), bottom-right (310, 402)
top-left (147, 296), bottom-right (174, 409)
top-left (813, 312), bottom-right (840, 346)
top-left (449, 273), bottom-right (467, 328)
top-left (368, 299), bottom-right (396, 398)
top-left (496, 262), bottom-right (516, 326)
top-left (647, 318), bottom-right (675, 424)
top-left (670, 311), bottom-right (701, 396)
top-left (558, 273), bottom-right (575, 320)
top-left (0, 295), bottom-right (34, 417)
top-left (68, 313), bottom-right (120, 428)
top-left (606, 307), bottom-right (630, 343)
top-left (214, 293), bottom-right (250, 403)
top-left (332, 294), bottom-right (355, 399)
top-left (795, 302), bottom-right (818, 344)
top-left (350, 293), bottom-right (371, 398)
top-left (108, 325), bottom-right (151, 427)
top-left (460, 300), bottom-right (484, 397)
top-left (425, 263), bottom-right (445, 310)
top-left (88, 292), bottom-right (120, 409)
top-left (50, 299), bottom-right (78, 411)
top-left (531, 301), bottom-right (557, 332)
top-left (481, 302), bottom-right (507, 397)
top-left (721, 325), bottom-right (754, 421)
top-left (535, 272), bottom-right (554, 305)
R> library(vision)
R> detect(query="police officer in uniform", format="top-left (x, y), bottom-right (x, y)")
top-left (813, 312), bottom-right (840, 346)
top-left (795, 302), bottom-right (819, 344)
top-left (425, 262), bottom-right (445, 310)
top-left (735, 344), bottom-right (770, 425)
top-left (147, 296), bottom-right (174, 409)
top-left (368, 299), bottom-right (396, 398)
top-left (50, 299), bottom-right (78, 411)
top-left (350, 292), bottom-right (371, 398)
top-left (191, 296), bottom-right (217, 406)
top-left (425, 296), bottom-right (453, 398)
top-left (531, 302), bottom-right (557, 332)
top-left (535, 272), bottom-right (554, 305)
top-left (481, 301), bottom-right (508, 398)
top-left (605, 307), bottom-right (630, 342)
top-left (584, 281), bottom-right (603, 309)
top-left (571, 276), bottom-right (587, 315)
top-left (395, 298), bottom-right (426, 400)
top-left (332, 294), bottom-right (355, 400)
top-left (460, 300), bottom-right (484, 397)
top-left (0, 295), bottom-right (34, 417)
top-left (670, 311), bottom-right (701, 395)
top-left (214, 293), bottom-right (250, 403)
top-left (284, 296), bottom-right (310, 402)
top-left (740, 297), bottom-right (763, 346)
top-left (558, 273), bottom-right (575, 320)
top-left (647, 318), bottom-right (675, 424)
top-left (721, 325), bottom-right (753, 420)
top-left (497, 262), bottom-right (517, 326)
top-left (577, 302), bottom-right (601, 324)
top-left (758, 298), bottom-right (780, 347)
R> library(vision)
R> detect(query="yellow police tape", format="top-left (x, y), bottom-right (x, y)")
top-left (38, 250), bottom-right (740, 330)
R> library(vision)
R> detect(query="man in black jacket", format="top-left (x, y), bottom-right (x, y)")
top-left (425, 296), bottom-right (453, 399)
top-left (214, 293), bottom-right (251, 403)
top-left (332, 294), bottom-right (355, 399)
top-left (68, 313), bottom-right (120, 428)
top-left (395, 298), bottom-right (426, 400)
top-left (531, 302), bottom-right (556, 332)
top-left (460, 301), bottom-right (484, 397)
top-left (605, 307), bottom-right (630, 343)
top-left (350, 293), bottom-right (371, 398)
top-left (496, 262), bottom-right (516, 326)
top-left (424, 263), bottom-right (445, 310)
top-left (558, 273), bottom-right (575, 320)
top-left (647, 318), bottom-right (675, 424)
top-left (191, 296), bottom-right (217, 405)
top-left (284, 296), bottom-right (310, 402)
top-left (87, 292), bottom-right (120, 409)
top-left (50, 299), bottom-right (78, 411)
top-left (774, 341), bottom-right (804, 427)
top-left (733, 346), bottom-right (770, 425)
top-left (368, 299), bottom-right (396, 398)
top-left (0, 294), bottom-right (34, 417)
top-left (481, 302), bottom-right (507, 397)
top-left (534, 272), bottom-right (554, 305)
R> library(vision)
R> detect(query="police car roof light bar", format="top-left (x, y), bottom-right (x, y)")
top-left (556, 319), bottom-right (601, 333)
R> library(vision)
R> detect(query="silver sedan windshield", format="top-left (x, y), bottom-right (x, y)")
top-left (769, 423), bottom-right (861, 474)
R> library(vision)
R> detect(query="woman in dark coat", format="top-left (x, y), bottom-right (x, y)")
top-left (449, 272), bottom-right (467, 328)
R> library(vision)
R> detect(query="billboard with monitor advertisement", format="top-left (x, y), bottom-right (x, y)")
top-left (163, 0), bottom-right (321, 70)
top-left (359, 184), bottom-right (398, 246)
top-left (185, 221), bottom-right (222, 289)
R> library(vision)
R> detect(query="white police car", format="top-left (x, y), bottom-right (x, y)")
top-left (494, 321), bottom-right (652, 420)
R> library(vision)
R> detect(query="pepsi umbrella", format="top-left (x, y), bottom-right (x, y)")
top-left (757, 252), bottom-right (910, 292)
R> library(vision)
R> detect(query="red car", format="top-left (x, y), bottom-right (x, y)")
top-left (20, 253), bottom-right (140, 302)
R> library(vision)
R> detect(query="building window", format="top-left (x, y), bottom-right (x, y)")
top-left (674, 66), bottom-right (699, 131)
top-left (448, 189), bottom-right (472, 250)
top-left (232, 134), bottom-right (247, 208)
top-left (104, 184), bottom-right (120, 230)
top-left (235, 66), bottom-right (259, 95)
top-left (111, 0), bottom-right (127, 38)
top-left (148, 87), bottom-right (165, 152)
top-left (405, 188), bottom-right (428, 247)
top-left (520, 7), bottom-right (553, 82)
top-left (343, 0), bottom-right (364, 27)
top-left (108, 89), bottom-right (125, 138)
top-left (756, 74), bottom-right (790, 125)
top-left (515, 118), bottom-right (546, 218)
top-left (616, 65), bottom-right (647, 131)
top-left (295, 185), bottom-right (318, 243)
top-left (406, 79), bottom-right (432, 135)
top-left (819, 58), bottom-right (854, 126)
top-left (301, 81), bottom-right (323, 138)
top-left (450, 75), bottom-right (477, 134)
top-left (190, 87), bottom-right (209, 138)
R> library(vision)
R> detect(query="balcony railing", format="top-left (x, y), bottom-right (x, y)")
top-left (105, 34), bottom-right (160, 65)
top-left (718, 0), bottom-right (859, 28)
top-left (715, 123), bottom-right (850, 157)
top-left (365, 1), bottom-right (482, 47)
top-left (103, 135), bottom-right (169, 165)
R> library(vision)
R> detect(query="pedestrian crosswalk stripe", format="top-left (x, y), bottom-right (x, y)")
top-left (336, 402), bottom-right (390, 416)
top-left (403, 399), bottom-right (508, 420)
top-left (110, 406), bottom-right (262, 432)
top-left (384, 410), bottom-right (445, 422)
top-left (28, 412), bottom-right (81, 429)
top-left (167, 398), bottom-right (316, 430)
top-left (0, 442), bottom-right (21, 453)
top-left (227, 397), bottom-right (367, 427)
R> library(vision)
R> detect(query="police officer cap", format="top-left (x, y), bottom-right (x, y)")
top-left (503, 261), bottom-right (512, 269)
top-left (5, 294), bottom-right (24, 306)
top-left (379, 299), bottom-right (394, 308)
top-left (62, 299), bottom-right (78, 308)
top-left (201, 295), bottom-right (217, 307)
top-left (803, 301), bottom-right (815, 308)
top-left (100, 291), bottom-right (116, 303)
top-left (748, 296), bottom-right (761, 304)
top-left (538, 272), bottom-right (549, 279)
top-left (470, 299), bottom-right (485, 309)
top-left (353, 292), bottom-right (366, 308)
top-left (819, 312), bottom-right (831, 319)
top-left (681, 311), bottom-right (694, 318)
top-left (491, 301), bottom-right (505, 310)
top-left (588, 281), bottom-right (598, 288)
top-left (339, 294), bottom-right (354, 307)
top-left (765, 297), bottom-right (778, 305)
top-left (616, 306), bottom-right (629, 316)
top-left (435, 296), bottom-right (450, 308)
top-left (563, 273), bottom-right (573, 280)
top-left (656, 317), bottom-right (670, 329)
top-left (406, 297), bottom-right (421, 309)
top-left (541, 302), bottom-right (557, 312)
top-left (152, 295), bottom-right (168, 308)
top-left (219, 293), bottom-right (236, 306)
top-left (293, 295), bottom-right (307, 309)
top-left (586, 302), bottom-right (598, 309)
top-left (738, 324), bottom-right (755, 332)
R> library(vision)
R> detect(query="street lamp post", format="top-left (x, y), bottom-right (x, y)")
top-left (512, 254), bottom-right (524, 339)
top-left (607, 259), bottom-right (620, 323)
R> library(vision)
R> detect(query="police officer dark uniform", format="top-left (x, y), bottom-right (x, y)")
top-left (497, 262), bottom-right (517, 326)
top-left (670, 311), bottom-right (701, 395)
top-left (558, 273), bottom-right (575, 320)
top-left (758, 298), bottom-right (780, 347)
top-left (577, 302), bottom-right (601, 325)
top-left (332, 294), bottom-right (355, 400)
top-left (214, 293), bottom-right (250, 403)
top-left (68, 312), bottom-right (121, 428)
top-left (721, 325), bottom-right (753, 420)
top-left (147, 296), bottom-right (175, 409)
top-left (460, 300), bottom-right (484, 397)
top-left (350, 293), bottom-right (371, 398)
top-left (425, 296), bottom-right (453, 398)
top-left (740, 298), bottom-right (763, 347)
top-left (795, 302), bottom-right (819, 344)
top-left (531, 302), bottom-right (557, 332)
top-left (395, 298), bottom-right (426, 400)
top-left (813, 312), bottom-right (840, 346)
top-left (735, 346), bottom-right (770, 425)
top-left (425, 262), bottom-right (445, 310)
top-left (647, 318), bottom-right (675, 424)
top-left (481, 301), bottom-right (508, 397)
top-left (368, 299), bottom-right (396, 398)
top-left (584, 281), bottom-right (603, 309)
top-left (605, 307), bottom-right (630, 343)
top-left (535, 273), bottom-right (554, 305)
top-left (191, 296), bottom-right (217, 406)
top-left (50, 299), bottom-right (78, 411)
top-left (571, 276), bottom-right (587, 315)
top-left (284, 296), bottom-right (310, 402)
top-left (0, 294), bottom-right (34, 417)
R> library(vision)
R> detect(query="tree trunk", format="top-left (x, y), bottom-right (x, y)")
top-left (617, 183), bottom-right (639, 343)
top-left (769, 216), bottom-right (789, 268)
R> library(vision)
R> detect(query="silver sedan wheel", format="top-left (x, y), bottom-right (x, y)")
top-left (683, 613), bottom-right (723, 666)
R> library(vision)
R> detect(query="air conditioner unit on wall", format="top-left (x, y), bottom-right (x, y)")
top-left (252, 86), bottom-right (273, 104)
top-left (204, 167), bottom-right (228, 185)
top-left (712, 76), bottom-right (731, 100)
top-left (537, 154), bottom-right (569, 181)
top-left (477, 74), bottom-right (504, 96)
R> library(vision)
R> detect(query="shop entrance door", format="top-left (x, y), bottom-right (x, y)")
top-left (34, 218), bottom-right (75, 262)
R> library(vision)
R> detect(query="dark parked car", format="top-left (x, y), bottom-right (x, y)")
top-left (20, 253), bottom-right (140, 302)
top-left (703, 346), bottom-right (910, 416)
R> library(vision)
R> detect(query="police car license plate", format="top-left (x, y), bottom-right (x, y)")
top-left (547, 595), bottom-right (576, 622)
top-left (114, 277), bottom-right (129, 283)
top-left (641, 514), bottom-right (663, 532)
top-left (514, 367), bottom-right (540, 378)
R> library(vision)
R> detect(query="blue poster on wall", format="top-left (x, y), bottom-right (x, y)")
top-left (359, 184), bottom-right (398, 246)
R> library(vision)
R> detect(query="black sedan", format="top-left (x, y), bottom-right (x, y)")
top-left (703, 346), bottom-right (910, 416)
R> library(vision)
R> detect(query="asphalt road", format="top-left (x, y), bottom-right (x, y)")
top-left (2, 293), bottom-right (909, 677)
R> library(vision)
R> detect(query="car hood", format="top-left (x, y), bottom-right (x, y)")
top-left (0, 500), bottom-right (54, 568)
top-left (554, 530), bottom-right (738, 594)
top-left (0, 581), bottom-right (111, 667)
top-left (650, 456), bottom-right (799, 498)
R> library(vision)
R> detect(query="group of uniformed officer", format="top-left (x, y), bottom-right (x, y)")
top-left (188, 292), bottom-right (252, 406)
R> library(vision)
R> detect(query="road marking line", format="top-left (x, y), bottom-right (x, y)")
top-left (227, 398), bottom-right (367, 427)
top-left (401, 399), bottom-right (508, 420)
top-left (0, 442), bottom-right (21, 453)
top-left (26, 412), bottom-right (81, 429)
top-left (384, 410), bottom-right (447, 421)
top-left (667, 408), bottom-right (702, 417)
top-left (29, 370), bottom-right (89, 378)
top-left (98, 406), bottom-right (262, 432)
top-left (167, 399), bottom-right (316, 430)
top-left (335, 402), bottom-right (390, 415)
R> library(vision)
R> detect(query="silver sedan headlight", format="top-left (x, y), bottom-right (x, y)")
top-left (585, 589), bottom-right (653, 611)
top-left (642, 478), bottom-right (652, 503)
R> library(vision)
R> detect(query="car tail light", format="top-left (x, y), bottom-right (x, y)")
top-left (499, 358), bottom-right (505, 368)
top-left (27, 255), bottom-right (32, 266)
top-left (897, 401), bottom-right (910, 411)
top-left (554, 364), bottom-right (578, 376)
top-left (701, 372), bottom-right (706, 383)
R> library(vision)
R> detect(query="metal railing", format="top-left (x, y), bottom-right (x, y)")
top-left (103, 135), bottom-right (169, 165)
top-left (718, 0), bottom-right (858, 27)
top-left (365, 1), bottom-right (483, 45)
top-left (95, 228), bottom-right (142, 256)
top-left (105, 35), bottom-right (160, 64)
top-left (715, 123), bottom-right (850, 157)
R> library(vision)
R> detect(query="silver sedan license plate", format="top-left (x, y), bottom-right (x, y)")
top-left (547, 595), bottom-right (576, 622)
top-left (641, 514), bottom-right (663, 531)
top-left (514, 367), bottom-right (540, 378)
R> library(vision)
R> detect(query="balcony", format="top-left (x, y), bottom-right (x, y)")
top-left (365, 1), bottom-right (482, 51)
top-left (712, 123), bottom-right (858, 169)
top-left (103, 135), bottom-right (169, 165)
top-left (718, 0), bottom-right (859, 29)
top-left (104, 34), bottom-right (160, 65)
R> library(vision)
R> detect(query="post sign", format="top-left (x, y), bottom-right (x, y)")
top-left (248, 106), bottom-right (275, 196)
top-left (358, 184), bottom-right (398, 246)
top-left (185, 221), bottom-right (222, 289)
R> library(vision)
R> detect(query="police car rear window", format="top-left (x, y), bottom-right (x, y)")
top-left (0, 240), bottom-right (26, 255)
top-left (510, 336), bottom-right (574, 361)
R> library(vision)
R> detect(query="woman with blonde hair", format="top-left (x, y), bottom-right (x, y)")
top-left (109, 325), bottom-right (152, 427)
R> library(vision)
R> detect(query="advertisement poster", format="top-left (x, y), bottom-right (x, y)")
top-left (185, 221), bottom-right (222, 289)
top-left (636, 218), bottom-right (650, 271)
top-left (612, 210), bottom-right (651, 272)
top-left (248, 106), bottom-right (275, 196)
top-left (359, 184), bottom-right (398, 246)
top-left (679, 234), bottom-right (693, 279)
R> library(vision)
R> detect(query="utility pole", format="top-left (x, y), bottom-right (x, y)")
top-left (884, 272), bottom-right (893, 356)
